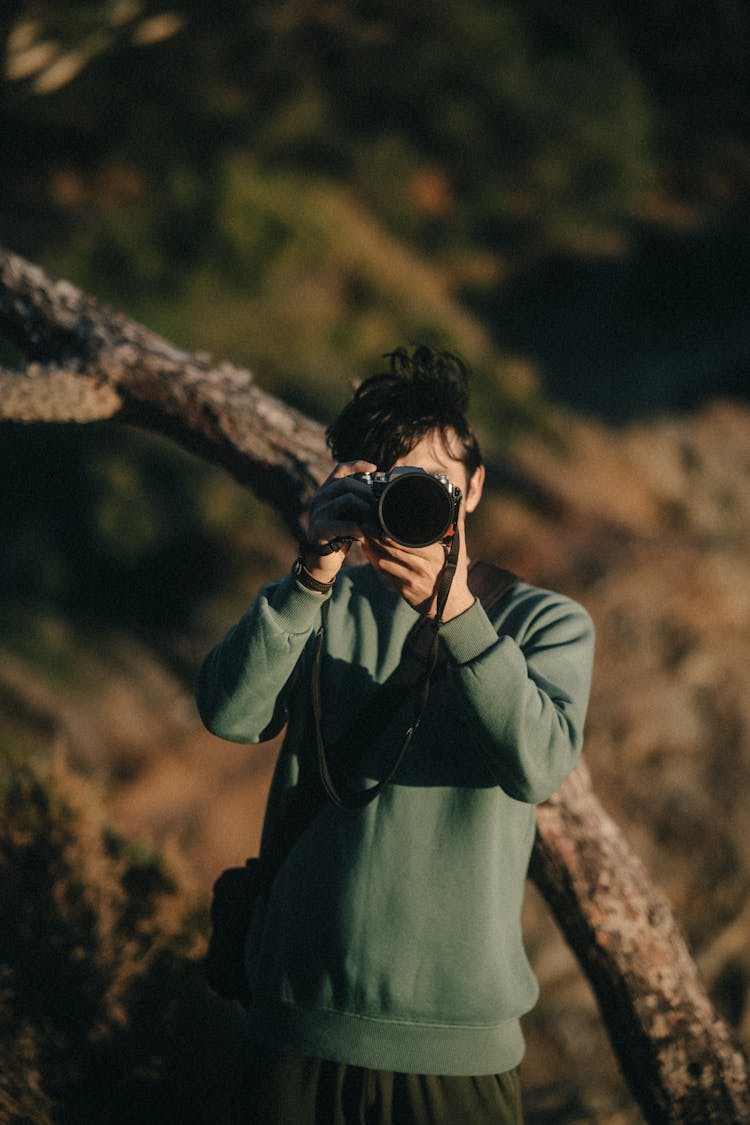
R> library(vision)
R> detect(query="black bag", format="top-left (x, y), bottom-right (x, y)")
top-left (205, 778), bottom-right (325, 1005)
top-left (205, 857), bottom-right (265, 1006)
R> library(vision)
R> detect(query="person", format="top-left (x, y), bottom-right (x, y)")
top-left (196, 345), bottom-right (595, 1125)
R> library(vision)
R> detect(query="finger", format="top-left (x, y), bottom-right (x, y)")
top-left (364, 538), bottom-right (436, 582)
top-left (326, 459), bottom-right (377, 483)
top-left (314, 491), bottom-right (372, 521)
top-left (311, 473), bottom-right (377, 517)
top-left (368, 537), bottom-right (446, 569)
top-left (309, 493), bottom-right (371, 537)
top-left (367, 555), bottom-right (440, 613)
top-left (308, 473), bottom-right (374, 530)
top-left (308, 523), bottom-right (366, 547)
top-left (361, 543), bottom-right (409, 595)
top-left (313, 480), bottom-right (373, 509)
top-left (306, 493), bottom-right (378, 557)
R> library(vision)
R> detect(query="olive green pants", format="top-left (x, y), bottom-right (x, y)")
top-left (231, 1042), bottom-right (524, 1124)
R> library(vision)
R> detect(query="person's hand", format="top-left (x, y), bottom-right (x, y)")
top-left (301, 460), bottom-right (377, 583)
top-left (361, 502), bottom-right (474, 621)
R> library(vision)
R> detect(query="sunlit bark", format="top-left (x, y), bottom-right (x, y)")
top-left (0, 246), bottom-right (329, 539)
top-left (532, 762), bottom-right (750, 1124)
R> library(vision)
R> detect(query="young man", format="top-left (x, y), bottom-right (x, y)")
top-left (196, 346), bottom-right (595, 1124)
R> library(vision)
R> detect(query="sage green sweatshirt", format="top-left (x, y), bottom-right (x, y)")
top-left (196, 563), bottom-right (594, 1076)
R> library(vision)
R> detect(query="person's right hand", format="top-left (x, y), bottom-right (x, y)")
top-left (301, 460), bottom-right (377, 583)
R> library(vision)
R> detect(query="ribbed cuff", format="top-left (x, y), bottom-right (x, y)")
top-left (439, 597), bottom-right (500, 664)
top-left (266, 573), bottom-right (332, 634)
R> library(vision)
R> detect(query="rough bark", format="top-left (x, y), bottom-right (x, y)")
top-left (531, 762), bottom-right (750, 1123)
top-left (0, 246), bottom-right (331, 539)
top-left (2, 244), bottom-right (749, 1123)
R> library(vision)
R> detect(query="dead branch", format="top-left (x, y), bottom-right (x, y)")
top-left (0, 245), bottom-right (331, 538)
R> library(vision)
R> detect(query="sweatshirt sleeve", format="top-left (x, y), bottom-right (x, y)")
top-left (195, 574), bottom-right (330, 743)
top-left (439, 585), bottom-right (595, 804)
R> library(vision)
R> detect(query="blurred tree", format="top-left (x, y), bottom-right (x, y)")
top-left (1, 0), bottom-right (657, 260)
top-left (4, 0), bottom-right (748, 276)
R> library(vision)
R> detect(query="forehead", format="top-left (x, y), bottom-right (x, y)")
top-left (392, 428), bottom-right (466, 475)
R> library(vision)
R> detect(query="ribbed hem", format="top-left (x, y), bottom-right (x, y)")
top-left (439, 598), bottom-right (501, 665)
top-left (244, 1002), bottom-right (525, 1077)
top-left (267, 573), bottom-right (332, 633)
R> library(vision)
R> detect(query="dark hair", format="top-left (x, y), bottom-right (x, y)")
top-left (326, 345), bottom-right (482, 475)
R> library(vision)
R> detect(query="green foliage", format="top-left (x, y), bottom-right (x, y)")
top-left (2, 0), bottom-right (663, 255)
top-left (5, 0), bottom-right (749, 275)
top-left (0, 757), bottom-right (244, 1123)
top-left (39, 153), bottom-right (539, 434)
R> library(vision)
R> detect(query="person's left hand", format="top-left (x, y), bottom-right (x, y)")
top-left (361, 504), bottom-right (474, 621)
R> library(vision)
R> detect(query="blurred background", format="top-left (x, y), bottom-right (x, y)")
top-left (1, 2), bottom-right (750, 1122)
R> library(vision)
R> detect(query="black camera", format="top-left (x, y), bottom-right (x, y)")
top-left (355, 467), bottom-right (461, 548)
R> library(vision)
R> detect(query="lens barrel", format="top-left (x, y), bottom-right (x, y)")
top-left (376, 469), bottom-right (458, 547)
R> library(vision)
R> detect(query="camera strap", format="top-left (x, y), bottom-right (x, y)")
top-left (311, 537), bottom-right (517, 810)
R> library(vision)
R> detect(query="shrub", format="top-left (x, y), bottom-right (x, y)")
top-left (0, 759), bottom-right (244, 1123)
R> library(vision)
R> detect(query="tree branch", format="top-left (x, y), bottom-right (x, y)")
top-left (0, 363), bottom-right (122, 422)
top-left (0, 245), bottom-right (331, 538)
top-left (2, 244), bottom-right (749, 1122)
top-left (531, 762), bottom-right (750, 1124)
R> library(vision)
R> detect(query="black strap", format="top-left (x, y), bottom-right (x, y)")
top-left (312, 533), bottom-right (526, 811)
top-left (258, 558), bottom-right (517, 889)
top-left (313, 632), bottom-right (430, 809)
top-left (313, 527), bottom-right (462, 810)
top-left (466, 559), bottom-right (518, 608)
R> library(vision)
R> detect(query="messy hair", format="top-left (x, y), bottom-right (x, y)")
top-left (326, 345), bottom-right (482, 474)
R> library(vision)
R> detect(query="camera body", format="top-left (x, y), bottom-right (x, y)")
top-left (355, 466), bottom-right (461, 548)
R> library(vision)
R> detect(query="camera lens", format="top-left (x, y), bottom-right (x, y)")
top-left (378, 471), bottom-right (454, 547)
